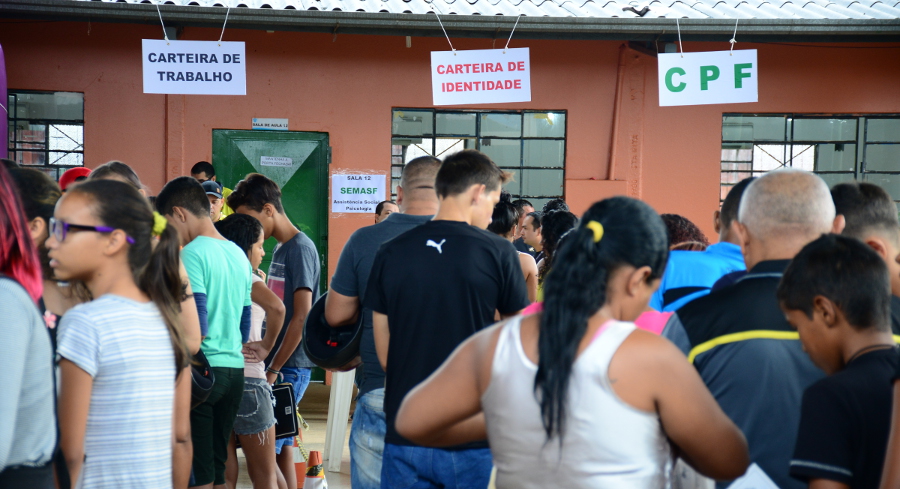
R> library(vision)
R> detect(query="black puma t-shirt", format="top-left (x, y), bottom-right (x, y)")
top-left (364, 219), bottom-right (530, 447)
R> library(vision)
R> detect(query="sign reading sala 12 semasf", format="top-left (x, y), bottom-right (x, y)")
top-left (431, 48), bottom-right (532, 106)
top-left (658, 50), bottom-right (757, 107)
top-left (142, 40), bottom-right (246, 95)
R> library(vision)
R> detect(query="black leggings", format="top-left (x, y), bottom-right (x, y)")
top-left (0, 463), bottom-right (54, 489)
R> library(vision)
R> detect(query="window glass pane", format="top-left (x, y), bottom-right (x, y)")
top-left (817, 173), bottom-right (856, 189)
top-left (49, 152), bottom-right (82, 166)
top-left (522, 169), bottom-right (564, 197)
top-left (436, 113), bottom-right (476, 136)
top-left (50, 124), bottom-right (83, 152)
top-left (12, 92), bottom-right (83, 121)
top-left (867, 119), bottom-right (900, 143)
top-left (392, 110), bottom-right (433, 137)
top-left (503, 169), bottom-right (521, 195)
top-left (480, 113), bottom-right (521, 138)
top-left (722, 116), bottom-right (786, 142)
top-left (864, 173), bottom-right (900, 202)
top-left (480, 139), bottom-right (520, 167)
top-left (865, 144), bottom-right (900, 172)
top-left (789, 145), bottom-right (815, 171)
top-left (391, 137), bottom-right (432, 161)
top-left (523, 140), bottom-right (564, 168)
top-left (524, 112), bottom-right (565, 138)
top-left (391, 166), bottom-right (402, 178)
top-left (814, 143), bottom-right (856, 172)
top-left (14, 122), bottom-right (46, 144)
top-left (792, 118), bottom-right (857, 142)
top-left (435, 138), bottom-right (469, 159)
top-left (15, 151), bottom-right (46, 166)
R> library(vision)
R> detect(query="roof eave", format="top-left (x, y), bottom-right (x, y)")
top-left (1, 0), bottom-right (899, 42)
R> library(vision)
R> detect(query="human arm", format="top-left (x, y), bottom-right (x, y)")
top-left (268, 287), bottom-right (313, 373)
top-left (324, 288), bottom-right (360, 327)
top-left (58, 359), bottom-right (92, 485)
top-left (373, 311), bottom-right (390, 371)
top-left (0, 291), bottom-right (34, 468)
top-left (181, 249), bottom-right (208, 340)
top-left (172, 366), bottom-right (192, 489)
top-left (610, 331), bottom-right (749, 480)
top-left (879, 380), bottom-right (900, 489)
top-left (810, 480), bottom-right (850, 489)
top-left (497, 243), bottom-right (530, 319)
top-left (518, 253), bottom-right (539, 303)
top-left (178, 261), bottom-right (201, 354)
top-left (243, 281), bottom-right (286, 363)
top-left (396, 325), bottom-right (499, 446)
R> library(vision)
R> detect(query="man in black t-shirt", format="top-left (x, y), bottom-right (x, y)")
top-left (364, 149), bottom-right (530, 489)
top-left (831, 181), bottom-right (900, 340)
top-left (777, 234), bottom-right (898, 489)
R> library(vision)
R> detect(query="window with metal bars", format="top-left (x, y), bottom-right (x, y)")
top-left (391, 109), bottom-right (566, 211)
top-left (7, 91), bottom-right (84, 182)
top-left (721, 114), bottom-right (900, 207)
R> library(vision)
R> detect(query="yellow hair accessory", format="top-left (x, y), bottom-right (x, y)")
top-left (586, 220), bottom-right (604, 243)
top-left (152, 211), bottom-right (168, 238)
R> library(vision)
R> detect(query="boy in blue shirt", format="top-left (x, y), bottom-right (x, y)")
top-left (778, 234), bottom-right (897, 489)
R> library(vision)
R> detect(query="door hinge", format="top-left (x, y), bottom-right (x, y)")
top-left (327, 146), bottom-right (332, 165)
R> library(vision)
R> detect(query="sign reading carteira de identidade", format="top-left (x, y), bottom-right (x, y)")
top-left (142, 40), bottom-right (246, 95)
top-left (331, 174), bottom-right (386, 213)
top-left (658, 50), bottom-right (757, 107)
top-left (431, 48), bottom-right (532, 106)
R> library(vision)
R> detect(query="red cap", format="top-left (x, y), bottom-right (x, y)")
top-left (58, 167), bottom-right (92, 190)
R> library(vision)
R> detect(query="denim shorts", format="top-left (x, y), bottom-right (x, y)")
top-left (350, 388), bottom-right (386, 489)
top-left (233, 377), bottom-right (276, 436)
top-left (274, 367), bottom-right (312, 454)
top-left (380, 443), bottom-right (493, 489)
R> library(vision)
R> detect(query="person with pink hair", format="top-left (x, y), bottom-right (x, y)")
top-left (0, 163), bottom-right (56, 488)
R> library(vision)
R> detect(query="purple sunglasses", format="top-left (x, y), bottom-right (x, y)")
top-left (49, 218), bottom-right (136, 245)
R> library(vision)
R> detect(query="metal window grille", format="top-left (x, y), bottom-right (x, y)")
top-left (7, 91), bottom-right (85, 182)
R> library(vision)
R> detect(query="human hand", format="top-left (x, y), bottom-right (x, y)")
top-left (266, 370), bottom-right (279, 385)
top-left (242, 341), bottom-right (269, 363)
top-left (255, 268), bottom-right (267, 281)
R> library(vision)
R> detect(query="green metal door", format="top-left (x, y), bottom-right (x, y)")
top-left (212, 130), bottom-right (329, 293)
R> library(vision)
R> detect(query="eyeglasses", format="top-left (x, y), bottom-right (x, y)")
top-left (49, 218), bottom-right (135, 244)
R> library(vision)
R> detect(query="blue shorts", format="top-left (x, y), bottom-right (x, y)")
top-left (350, 388), bottom-right (386, 489)
top-left (233, 377), bottom-right (276, 436)
top-left (274, 367), bottom-right (311, 454)
top-left (380, 443), bottom-right (492, 489)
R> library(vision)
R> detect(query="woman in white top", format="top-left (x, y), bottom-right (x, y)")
top-left (48, 179), bottom-right (191, 489)
top-left (215, 213), bottom-right (287, 489)
top-left (397, 196), bottom-right (750, 488)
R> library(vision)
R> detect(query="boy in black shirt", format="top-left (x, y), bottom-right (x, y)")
top-left (364, 149), bottom-right (530, 489)
top-left (777, 234), bottom-right (898, 489)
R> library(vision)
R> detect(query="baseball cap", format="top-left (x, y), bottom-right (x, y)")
top-left (202, 180), bottom-right (223, 199)
top-left (58, 167), bottom-right (92, 191)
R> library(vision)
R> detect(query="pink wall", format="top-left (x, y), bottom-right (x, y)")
top-left (2, 20), bottom-right (899, 276)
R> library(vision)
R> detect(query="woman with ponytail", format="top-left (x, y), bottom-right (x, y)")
top-left (396, 196), bottom-right (749, 488)
top-left (48, 179), bottom-right (192, 488)
top-left (488, 193), bottom-right (539, 302)
top-left (0, 164), bottom-right (56, 488)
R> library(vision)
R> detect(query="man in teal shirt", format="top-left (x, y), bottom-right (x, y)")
top-left (156, 176), bottom-right (252, 489)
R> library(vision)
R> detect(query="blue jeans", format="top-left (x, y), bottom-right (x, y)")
top-left (380, 443), bottom-right (493, 489)
top-left (350, 389), bottom-right (386, 489)
top-left (274, 367), bottom-right (311, 454)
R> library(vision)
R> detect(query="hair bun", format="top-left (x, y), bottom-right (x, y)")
top-left (499, 190), bottom-right (512, 203)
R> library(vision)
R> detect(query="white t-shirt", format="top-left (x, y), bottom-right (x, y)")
top-left (245, 274), bottom-right (266, 380)
top-left (57, 295), bottom-right (175, 489)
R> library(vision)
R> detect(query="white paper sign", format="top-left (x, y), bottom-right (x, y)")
top-left (658, 50), bottom-right (757, 106)
top-left (332, 174), bottom-right (386, 213)
top-left (260, 156), bottom-right (292, 168)
top-left (252, 118), bottom-right (288, 131)
top-left (142, 40), bottom-right (246, 95)
top-left (725, 463), bottom-right (779, 489)
top-left (431, 48), bottom-right (531, 106)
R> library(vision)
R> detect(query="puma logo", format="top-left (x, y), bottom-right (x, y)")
top-left (426, 239), bottom-right (446, 254)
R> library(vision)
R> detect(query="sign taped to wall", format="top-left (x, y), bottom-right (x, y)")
top-left (142, 40), bottom-right (246, 95)
top-left (332, 174), bottom-right (386, 213)
top-left (431, 48), bottom-right (531, 106)
top-left (658, 50), bottom-right (757, 107)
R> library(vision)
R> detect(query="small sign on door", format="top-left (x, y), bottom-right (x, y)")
top-left (261, 156), bottom-right (292, 168)
top-left (332, 174), bottom-right (386, 213)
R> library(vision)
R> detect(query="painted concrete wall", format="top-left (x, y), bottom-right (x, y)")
top-left (2, 20), bottom-right (899, 278)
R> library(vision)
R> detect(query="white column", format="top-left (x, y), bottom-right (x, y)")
top-left (323, 370), bottom-right (355, 473)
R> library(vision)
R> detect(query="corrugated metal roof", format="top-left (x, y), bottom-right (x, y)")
top-left (71, 0), bottom-right (900, 19)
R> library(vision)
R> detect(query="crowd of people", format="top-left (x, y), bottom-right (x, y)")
top-left (2, 149), bottom-right (900, 489)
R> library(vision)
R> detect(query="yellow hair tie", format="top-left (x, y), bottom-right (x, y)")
top-left (586, 220), bottom-right (604, 243)
top-left (152, 212), bottom-right (168, 237)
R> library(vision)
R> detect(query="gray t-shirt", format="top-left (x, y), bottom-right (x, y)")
top-left (0, 277), bottom-right (55, 470)
top-left (330, 213), bottom-right (432, 397)
top-left (266, 231), bottom-right (321, 369)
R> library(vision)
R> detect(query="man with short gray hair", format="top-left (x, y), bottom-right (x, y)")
top-left (663, 169), bottom-right (843, 489)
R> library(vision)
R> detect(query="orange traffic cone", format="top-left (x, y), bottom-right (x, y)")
top-left (292, 436), bottom-right (307, 489)
top-left (303, 451), bottom-right (327, 489)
